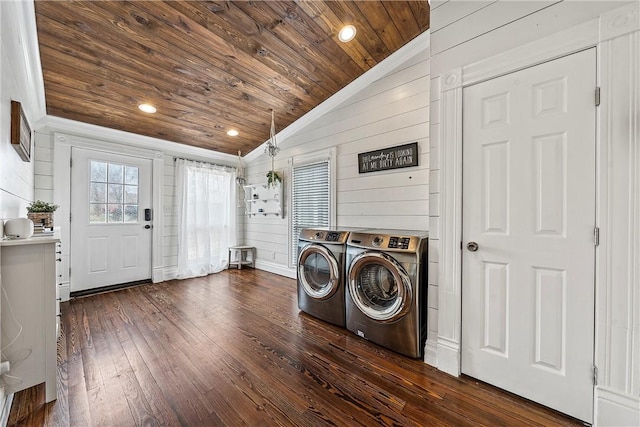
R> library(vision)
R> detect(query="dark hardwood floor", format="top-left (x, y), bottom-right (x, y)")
top-left (8, 269), bottom-right (582, 426)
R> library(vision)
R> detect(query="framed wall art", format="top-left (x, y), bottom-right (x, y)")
top-left (358, 142), bottom-right (418, 174)
top-left (11, 100), bottom-right (32, 162)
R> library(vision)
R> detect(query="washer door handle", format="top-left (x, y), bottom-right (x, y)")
top-left (466, 241), bottom-right (479, 252)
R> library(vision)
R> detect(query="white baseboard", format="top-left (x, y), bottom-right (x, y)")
top-left (254, 260), bottom-right (296, 279)
top-left (156, 262), bottom-right (295, 282)
top-left (424, 338), bottom-right (438, 367)
top-left (0, 392), bottom-right (14, 427)
top-left (152, 267), bottom-right (166, 283)
top-left (58, 283), bottom-right (70, 302)
top-left (436, 337), bottom-right (461, 376)
top-left (595, 386), bottom-right (640, 426)
top-left (160, 267), bottom-right (178, 282)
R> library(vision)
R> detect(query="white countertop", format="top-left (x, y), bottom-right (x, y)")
top-left (0, 228), bottom-right (61, 247)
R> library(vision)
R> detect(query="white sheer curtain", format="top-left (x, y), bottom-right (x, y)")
top-left (175, 159), bottom-right (237, 279)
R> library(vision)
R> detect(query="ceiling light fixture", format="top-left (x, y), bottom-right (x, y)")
top-left (338, 25), bottom-right (357, 42)
top-left (227, 129), bottom-right (239, 137)
top-left (138, 103), bottom-right (156, 114)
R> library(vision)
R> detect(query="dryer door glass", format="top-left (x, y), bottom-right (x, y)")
top-left (348, 251), bottom-right (412, 322)
top-left (298, 244), bottom-right (340, 300)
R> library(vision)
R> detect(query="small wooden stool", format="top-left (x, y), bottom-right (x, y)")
top-left (228, 245), bottom-right (256, 269)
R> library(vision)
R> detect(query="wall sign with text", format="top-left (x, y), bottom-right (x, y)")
top-left (358, 142), bottom-right (418, 174)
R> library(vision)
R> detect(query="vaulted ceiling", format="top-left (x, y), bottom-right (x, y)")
top-left (34, 1), bottom-right (429, 156)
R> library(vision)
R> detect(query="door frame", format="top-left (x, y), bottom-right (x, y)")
top-left (431, 4), bottom-right (640, 422)
top-left (53, 132), bottom-right (165, 291)
top-left (433, 8), bottom-right (612, 376)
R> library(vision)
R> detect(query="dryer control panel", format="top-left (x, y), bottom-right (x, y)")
top-left (388, 236), bottom-right (411, 249)
top-left (348, 230), bottom-right (428, 252)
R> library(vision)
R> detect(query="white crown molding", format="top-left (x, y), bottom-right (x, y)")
top-left (20, 0), bottom-right (46, 120)
top-left (42, 116), bottom-right (237, 165)
top-left (600, 1), bottom-right (639, 41)
top-left (244, 30), bottom-right (431, 164)
top-left (4, 0), bottom-right (47, 121)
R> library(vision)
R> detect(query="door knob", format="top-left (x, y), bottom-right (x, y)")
top-left (466, 242), bottom-right (479, 252)
top-left (144, 224), bottom-right (151, 229)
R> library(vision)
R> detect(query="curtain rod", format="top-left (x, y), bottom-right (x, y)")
top-left (173, 156), bottom-right (235, 170)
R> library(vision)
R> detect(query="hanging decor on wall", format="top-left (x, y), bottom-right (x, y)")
top-left (358, 142), bottom-right (419, 174)
top-left (235, 150), bottom-right (245, 185)
top-left (265, 109), bottom-right (282, 187)
top-left (10, 100), bottom-right (32, 162)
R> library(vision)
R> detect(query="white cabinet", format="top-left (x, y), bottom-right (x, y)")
top-left (0, 232), bottom-right (60, 403)
top-left (244, 183), bottom-right (282, 217)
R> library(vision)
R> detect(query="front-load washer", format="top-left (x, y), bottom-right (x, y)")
top-left (345, 229), bottom-right (428, 358)
top-left (297, 228), bottom-right (355, 327)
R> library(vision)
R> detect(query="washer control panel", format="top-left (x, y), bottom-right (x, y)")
top-left (325, 232), bottom-right (343, 242)
top-left (299, 229), bottom-right (350, 244)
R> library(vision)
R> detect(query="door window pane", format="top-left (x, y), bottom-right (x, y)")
top-left (108, 163), bottom-right (124, 184)
top-left (108, 204), bottom-right (123, 223)
top-left (91, 161), bottom-right (107, 182)
top-left (108, 184), bottom-right (124, 203)
top-left (89, 161), bottom-right (139, 224)
top-left (124, 205), bottom-right (138, 223)
top-left (90, 182), bottom-right (106, 203)
top-left (89, 203), bottom-right (107, 223)
top-left (125, 166), bottom-right (138, 185)
top-left (124, 185), bottom-right (138, 204)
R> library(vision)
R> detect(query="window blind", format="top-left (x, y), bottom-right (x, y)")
top-left (291, 160), bottom-right (330, 265)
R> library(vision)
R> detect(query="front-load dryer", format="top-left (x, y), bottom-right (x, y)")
top-left (297, 228), bottom-right (354, 327)
top-left (345, 229), bottom-right (428, 358)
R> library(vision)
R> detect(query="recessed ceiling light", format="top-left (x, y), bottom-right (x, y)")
top-left (338, 25), bottom-right (357, 43)
top-left (227, 129), bottom-right (239, 137)
top-left (138, 103), bottom-right (156, 113)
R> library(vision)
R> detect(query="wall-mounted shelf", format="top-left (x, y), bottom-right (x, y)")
top-left (244, 182), bottom-right (282, 217)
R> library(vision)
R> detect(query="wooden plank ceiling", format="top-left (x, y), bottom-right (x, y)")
top-left (34, 1), bottom-right (429, 156)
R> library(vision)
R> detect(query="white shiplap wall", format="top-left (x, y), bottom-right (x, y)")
top-left (0, 1), bottom-right (47, 421)
top-left (162, 156), bottom-right (179, 272)
top-left (243, 39), bottom-right (431, 346)
top-left (0, 1), bottom-right (44, 220)
top-left (430, 1), bottom-right (639, 425)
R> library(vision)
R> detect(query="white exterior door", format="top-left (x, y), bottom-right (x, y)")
top-left (70, 147), bottom-right (152, 292)
top-left (461, 49), bottom-right (596, 422)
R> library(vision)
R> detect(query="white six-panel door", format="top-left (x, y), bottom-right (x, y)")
top-left (70, 147), bottom-right (153, 292)
top-left (461, 49), bottom-right (596, 423)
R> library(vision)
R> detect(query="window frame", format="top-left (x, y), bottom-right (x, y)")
top-left (288, 147), bottom-right (336, 268)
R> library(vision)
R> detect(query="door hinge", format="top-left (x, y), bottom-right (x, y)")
top-left (70, 158), bottom-right (73, 167)
top-left (595, 87), bottom-right (601, 106)
top-left (69, 213), bottom-right (72, 222)
top-left (593, 365), bottom-right (598, 385)
top-left (594, 227), bottom-right (600, 246)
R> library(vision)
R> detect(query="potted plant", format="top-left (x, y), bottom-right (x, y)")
top-left (26, 200), bottom-right (59, 228)
top-left (266, 170), bottom-right (281, 188)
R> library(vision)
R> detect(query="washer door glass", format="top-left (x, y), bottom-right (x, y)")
top-left (298, 244), bottom-right (340, 300)
top-left (348, 251), bottom-right (412, 322)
